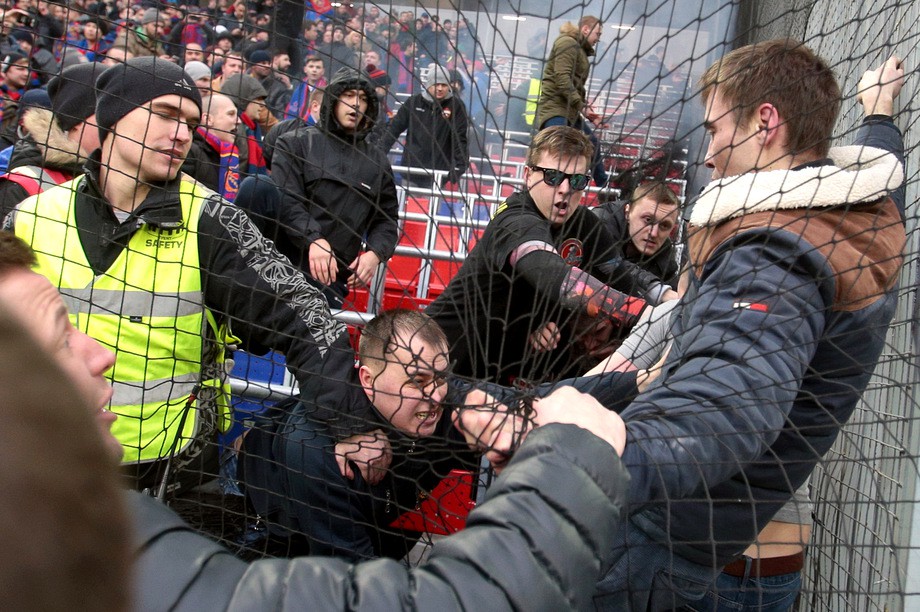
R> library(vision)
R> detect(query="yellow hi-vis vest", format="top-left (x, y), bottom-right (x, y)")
top-left (14, 176), bottom-right (233, 464)
top-left (524, 78), bottom-right (542, 126)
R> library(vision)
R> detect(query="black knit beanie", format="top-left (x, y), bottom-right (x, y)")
top-left (95, 57), bottom-right (202, 140)
top-left (48, 62), bottom-right (104, 132)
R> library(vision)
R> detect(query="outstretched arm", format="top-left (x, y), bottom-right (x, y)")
top-left (512, 248), bottom-right (647, 327)
top-left (855, 55), bottom-right (906, 219)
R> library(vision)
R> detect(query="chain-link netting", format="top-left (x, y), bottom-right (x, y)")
top-left (0, 0), bottom-right (918, 609)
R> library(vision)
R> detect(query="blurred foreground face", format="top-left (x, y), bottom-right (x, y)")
top-left (0, 269), bottom-right (122, 459)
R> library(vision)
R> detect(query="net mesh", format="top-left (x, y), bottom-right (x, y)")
top-left (4, 0), bottom-right (920, 607)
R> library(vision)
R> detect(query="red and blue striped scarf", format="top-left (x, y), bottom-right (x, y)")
top-left (239, 113), bottom-right (267, 176)
top-left (198, 127), bottom-right (240, 201)
top-left (285, 77), bottom-right (325, 121)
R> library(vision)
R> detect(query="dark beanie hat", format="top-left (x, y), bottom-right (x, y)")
top-left (95, 57), bottom-right (202, 137)
top-left (366, 64), bottom-right (391, 88)
top-left (86, 16), bottom-right (110, 36)
top-left (9, 29), bottom-right (33, 46)
top-left (48, 62), bottom-right (104, 132)
top-left (448, 68), bottom-right (465, 91)
top-left (16, 88), bottom-right (51, 125)
top-left (248, 49), bottom-right (271, 64)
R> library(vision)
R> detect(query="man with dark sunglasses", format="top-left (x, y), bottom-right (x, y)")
top-left (427, 126), bottom-right (677, 384)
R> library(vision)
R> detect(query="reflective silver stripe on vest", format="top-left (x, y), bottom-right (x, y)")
top-left (110, 371), bottom-right (201, 407)
top-left (60, 288), bottom-right (202, 318)
top-left (34, 168), bottom-right (65, 192)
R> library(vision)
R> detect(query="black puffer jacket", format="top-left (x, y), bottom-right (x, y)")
top-left (271, 69), bottom-right (398, 280)
top-left (130, 424), bottom-right (629, 612)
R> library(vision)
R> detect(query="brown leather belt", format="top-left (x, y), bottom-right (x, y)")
top-left (722, 552), bottom-right (805, 578)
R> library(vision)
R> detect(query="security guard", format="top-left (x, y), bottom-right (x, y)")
top-left (8, 57), bottom-right (352, 493)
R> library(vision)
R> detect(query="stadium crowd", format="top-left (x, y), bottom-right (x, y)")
top-left (0, 2), bottom-right (909, 611)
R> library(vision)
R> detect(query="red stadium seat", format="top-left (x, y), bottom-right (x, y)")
top-left (405, 196), bottom-right (430, 215)
top-left (429, 225), bottom-right (464, 295)
top-left (381, 290), bottom-right (433, 311)
top-left (467, 228), bottom-right (485, 250)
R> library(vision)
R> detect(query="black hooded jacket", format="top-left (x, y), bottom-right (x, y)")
top-left (271, 69), bottom-right (399, 281)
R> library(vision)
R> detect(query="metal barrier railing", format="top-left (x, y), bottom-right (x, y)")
top-left (228, 307), bottom-right (374, 403)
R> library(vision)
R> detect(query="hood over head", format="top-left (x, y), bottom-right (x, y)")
top-left (220, 73), bottom-right (268, 112)
top-left (319, 67), bottom-right (378, 139)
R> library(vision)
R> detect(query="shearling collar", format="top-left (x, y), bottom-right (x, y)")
top-left (21, 108), bottom-right (84, 169)
top-left (690, 146), bottom-right (903, 227)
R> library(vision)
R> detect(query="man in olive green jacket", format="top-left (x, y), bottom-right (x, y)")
top-left (535, 15), bottom-right (608, 185)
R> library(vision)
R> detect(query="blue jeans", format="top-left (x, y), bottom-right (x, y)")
top-left (594, 518), bottom-right (720, 611)
top-left (540, 115), bottom-right (608, 185)
top-left (683, 564), bottom-right (801, 612)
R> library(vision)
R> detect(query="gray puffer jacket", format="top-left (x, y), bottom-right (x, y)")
top-left (130, 424), bottom-right (629, 612)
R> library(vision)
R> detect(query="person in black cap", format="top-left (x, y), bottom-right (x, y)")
top-left (0, 51), bottom-right (30, 133)
top-left (214, 29), bottom-right (234, 54)
top-left (7, 29), bottom-right (32, 56)
top-left (6, 56), bottom-right (356, 494)
top-left (0, 88), bottom-right (48, 172)
top-left (0, 62), bottom-right (104, 218)
top-left (448, 68), bottom-right (465, 95)
top-left (366, 63), bottom-right (392, 121)
top-left (246, 48), bottom-right (272, 80)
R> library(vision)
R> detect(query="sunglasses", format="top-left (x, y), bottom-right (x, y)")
top-left (529, 165), bottom-right (591, 191)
